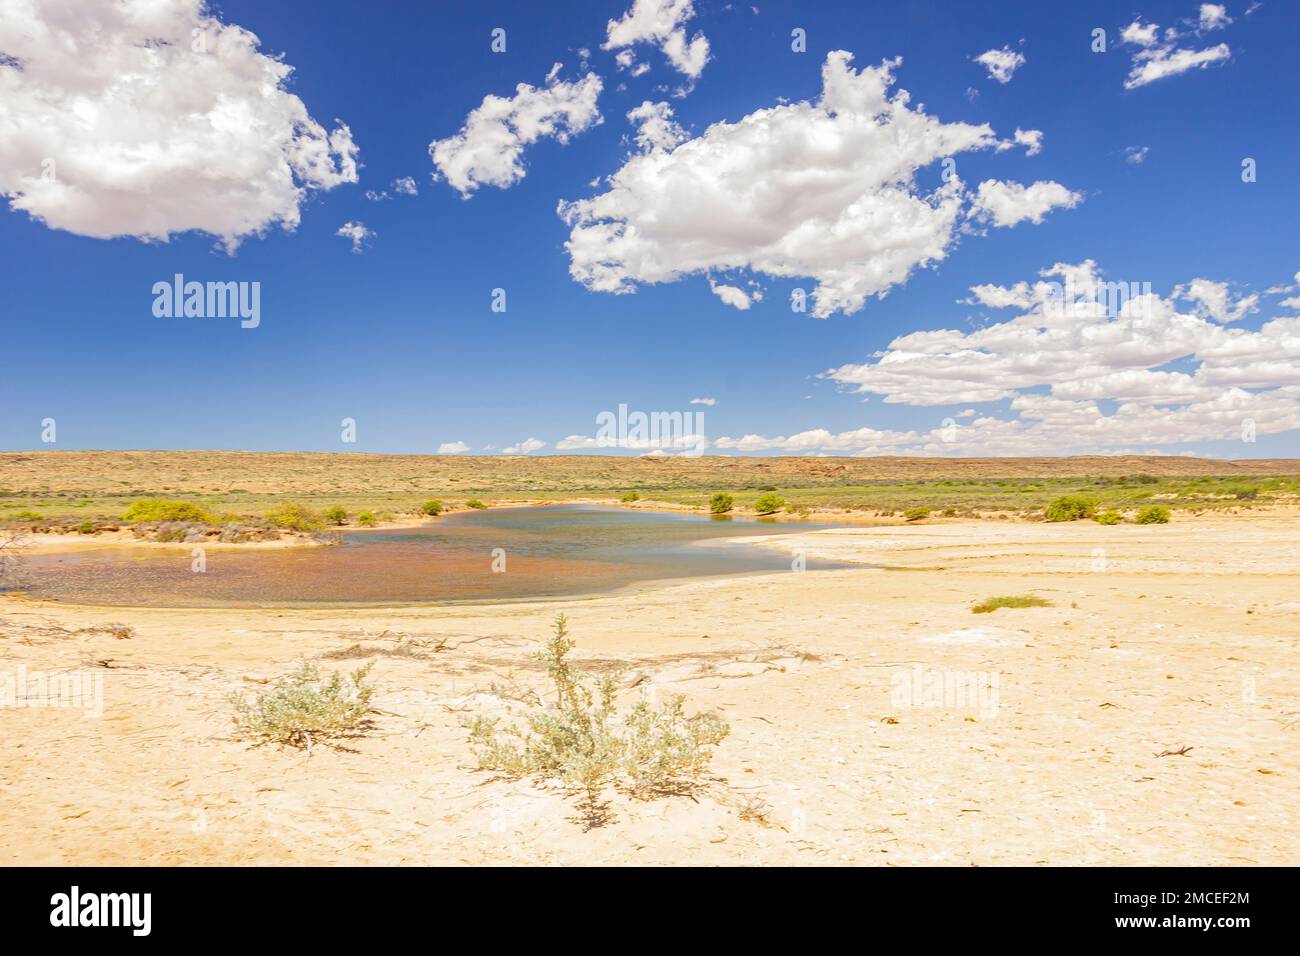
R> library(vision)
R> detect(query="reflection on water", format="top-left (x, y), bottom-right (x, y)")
top-left (20, 505), bottom-right (847, 608)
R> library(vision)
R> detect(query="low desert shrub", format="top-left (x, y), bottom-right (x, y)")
top-left (123, 498), bottom-right (215, 524)
top-left (709, 493), bottom-right (734, 514)
top-left (230, 661), bottom-right (375, 751)
top-left (620, 491), bottom-right (640, 502)
top-left (972, 595), bottom-right (1052, 614)
top-left (355, 510), bottom-right (378, 527)
top-left (622, 695), bottom-right (729, 799)
top-left (466, 615), bottom-right (728, 826)
top-left (753, 493), bottom-right (784, 515)
top-left (1044, 495), bottom-right (1097, 522)
top-left (322, 506), bottom-right (348, 526)
top-left (903, 507), bottom-right (930, 522)
top-left (1136, 504), bottom-right (1170, 524)
top-left (465, 499), bottom-right (487, 509)
top-left (265, 503), bottom-right (325, 532)
top-left (419, 499), bottom-right (443, 516)
top-left (1095, 510), bottom-right (1122, 525)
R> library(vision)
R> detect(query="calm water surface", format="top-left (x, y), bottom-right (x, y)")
top-left (20, 505), bottom-right (847, 607)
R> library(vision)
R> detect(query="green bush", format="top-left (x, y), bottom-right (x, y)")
top-left (973, 595), bottom-right (1052, 614)
top-left (230, 661), bottom-right (375, 751)
top-left (753, 493), bottom-right (784, 515)
top-left (419, 499), bottom-right (444, 516)
top-left (903, 507), bottom-right (930, 522)
top-left (322, 506), bottom-right (348, 526)
top-left (1136, 505), bottom-right (1170, 524)
top-left (1044, 495), bottom-right (1097, 522)
top-left (355, 510), bottom-right (378, 527)
top-left (620, 491), bottom-right (640, 502)
top-left (465, 499), bottom-right (488, 510)
top-left (1095, 510), bottom-right (1122, 525)
top-left (466, 616), bottom-right (728, 825)
top-left (265, 503), bottom-right (325, 532)
top-left (12, 510), bottom-right (43, 521)
top-left (709, 493), bottom-right (734, 514)
top-left (123, 498), bottom-right (215, 524)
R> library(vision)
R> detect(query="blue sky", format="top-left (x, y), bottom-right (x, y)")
top-left (2, 0), bottom-right (1298, 457)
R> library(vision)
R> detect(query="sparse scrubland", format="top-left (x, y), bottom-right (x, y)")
top-left (1, 453), bottom-right (1297, 534)
top-left (3, 501), bottom-right (1299, 865)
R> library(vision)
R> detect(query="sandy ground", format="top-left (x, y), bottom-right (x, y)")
top-left (1, 513), bottom-right (1296, 866)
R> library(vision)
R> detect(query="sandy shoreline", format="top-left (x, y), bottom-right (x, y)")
top-left (1, 513), bottom-right (1296, 866)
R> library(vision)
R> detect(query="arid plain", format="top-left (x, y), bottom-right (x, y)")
top-left (1, 452), bottom-right (1297, 865)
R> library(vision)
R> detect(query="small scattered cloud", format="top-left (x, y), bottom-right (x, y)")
top-left (709, 279), bottom-right (760, 310)
top-left (1120, 10), bottom-right (1232, 89)
top-left (1125, 145), bottom-right (1151, 164)
top-left (969, 180), bottom-right (1083, 228)
top-left (1198, 3), bottom-right (1232, 31)
top-left (502, 438), bottom-right (547, 455)
top-left (690, 397), bottom-right (716, 406)
top-left (437, 441), bottom-right (470, 455)
top-left (974, 46), bottom-right (1026, 83)
top-left (1266, 271), bottom-right (1300, 310)
top-left (336, 221), bottom-right (374, 253)
top-left (1013, 128), bottom-right (1044, 156)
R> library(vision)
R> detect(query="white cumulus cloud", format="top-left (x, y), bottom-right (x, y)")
top-left (558, 52), bottom-right (1077, 318)
top-left (806, 261), bottom-right (1300, 454)
top-left (437, 441), bottom-right (470, 455)
top-left (429, 64), bottom-right (602, 196)
top-left (502, 438), bottom-right (547, 455)
top-left (604, 0), bottom-right (710, 80)
top-left (1175, 278), bottom-right (1258, 323)
top-left (0, 0), bottom-right (359, 250)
